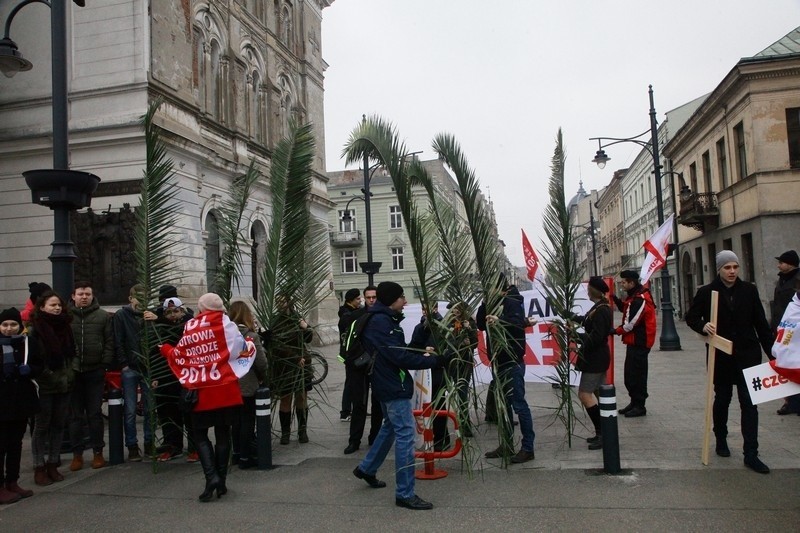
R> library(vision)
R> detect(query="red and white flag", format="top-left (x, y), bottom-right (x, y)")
top-left (521, 229), bottom-right (541, 281)
top-left (161, 310), bottom-right (256, 390)
top-left (639, 214), bottom-right (674, 285)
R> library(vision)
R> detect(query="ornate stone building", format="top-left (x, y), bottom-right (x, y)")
top-left (0, 1), bottom-right (338, 336)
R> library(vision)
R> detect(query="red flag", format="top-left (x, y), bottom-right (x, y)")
top-left (521, 229), bottom-right (540, 281)
top-left (639, 214), bottom-right (674, 284)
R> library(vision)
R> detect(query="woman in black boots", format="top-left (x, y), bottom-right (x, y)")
top-left (573, 277), bottom-right (613, 450)
top-left (269, 295), bottom-right (313, 445)
top-left (0, 307), bottom-right (41, 503)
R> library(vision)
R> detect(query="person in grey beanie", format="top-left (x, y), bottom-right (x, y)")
top-left (685, 250), bottom-right (774, 474)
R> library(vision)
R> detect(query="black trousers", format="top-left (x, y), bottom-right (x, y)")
top-left (347, 365), bottom-right (382, 446)
top-left (624, 346), bottom-right (650, 407)
top-left (713, 370), bottom-right (759, 457)
top-left (232, 396), bottom-right (256, 459)
top-left (0, 419), bottom-right (27, 482)
top-left (156, 382), bottom-right (194, 452)
top-left (68, 368), bottom-right (106, 453)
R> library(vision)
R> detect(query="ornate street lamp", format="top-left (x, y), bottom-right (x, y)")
top-left (2, 0), bottom-right (100, 297)
top-left (590, 85), bottom-right (681, 351)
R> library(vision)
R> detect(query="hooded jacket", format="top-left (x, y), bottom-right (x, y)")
top-left (613, 284), bottom-right (656, 349)
top-left (70, 298), bottom-right (114, 373)
top-left (363, 301), bottom-right (442, 402)
top-left (477, 285), bottom-right (527, 368)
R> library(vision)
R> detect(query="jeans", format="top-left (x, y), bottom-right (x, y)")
top-left (32, 392), bottom-right (70, 466)
top-left (69, 368), bottom-right (106, 453)
top-left (624, 346), bottom-right (650, 407)
top-left (122, 367), bottom-right (152, 447)
top-left (358, 398), bottom-right (417, 499)
top-left (499, 361), bottom-right (535, 452)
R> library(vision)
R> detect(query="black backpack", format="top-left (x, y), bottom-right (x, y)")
top-left (344, 313), bottom-right (376, 370)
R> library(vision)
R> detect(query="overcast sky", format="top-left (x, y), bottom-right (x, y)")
top-left (321, 1), bottom-right (800, 265)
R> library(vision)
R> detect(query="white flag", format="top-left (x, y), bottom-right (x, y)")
top-left (639, 214), bottom-right (674, 285)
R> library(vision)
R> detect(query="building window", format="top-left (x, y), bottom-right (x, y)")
top-left (733, 121), bottom-right (747, 181)
top-left (702, 151), bottom-right (712, 192)
top-left (341, 251), bottom-right (358, 273)
top-left (722, 238), bottom-right (732, 251)
top-left (689, 162), bottom-right (698, 192)
top-left (339, 210), bottom-right (356, 232)
top-left (391, 247), bottom-right (404, 271)
top-left (389, 205), bottom-right (403, 230)
top-left (786, 108), bottom-right (800, 169)
top-left (707, 242), bottom-right (717, 284)
top-left (716, 137), bottom-right (728, 189)
top-left (251, 221), bottom-right (267, 299)
top-left (741, 233), bottom-right (754, 282)
top-left (695, 246), bottom-right (704, 285)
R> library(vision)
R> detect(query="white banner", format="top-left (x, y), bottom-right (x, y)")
top-left (742, 362), bottom-right (800, 404)
top-left (402, 281), bottom-right (602, 385)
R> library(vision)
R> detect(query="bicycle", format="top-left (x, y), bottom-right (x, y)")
top-left (307, 350), bottom-right (328, 386)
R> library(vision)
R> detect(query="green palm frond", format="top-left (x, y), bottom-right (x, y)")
top-left (343, 116), bottom-right (438, 314)
top-left (254, 121), bottom-right (324, 329)
top-left (538, 129), bottom-right (582, 447)
top-left (134, 98), bottom-right (182, 463)
top-left (214, 160), bottom-right (261, 307)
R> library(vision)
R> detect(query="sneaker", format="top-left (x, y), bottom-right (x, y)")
top-left (186, 452), bottom-right (200, 463)
top-left (340, 414), bottom-right (352, 422)
top-left (91, 453), bottom-right (107, 469)
top-left (128, 446), bottom-right (142, 462)
top-left (157, 450), bottom-right (181, 462)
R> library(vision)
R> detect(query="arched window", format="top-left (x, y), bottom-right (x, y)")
top-left (206, 211), bottom-right (221, 292)
top-left (250, 220), bottom-right (267, 299)
top-left (277, 75), bottom-right (293, 139)
top-left (210, 41), bottom-right (221, 119)
top-left (251, 71), bottom-right (264, 142)
top-left (281, 5), bottom-right (292, 45)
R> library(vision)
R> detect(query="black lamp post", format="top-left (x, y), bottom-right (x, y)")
top-left (1, 0), bottom-right (99, 298)
top-left (590, 85), bottom-right (681, 351)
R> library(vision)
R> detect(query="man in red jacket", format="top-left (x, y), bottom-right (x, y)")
top-left (613, 270), bottom-right (656, 418)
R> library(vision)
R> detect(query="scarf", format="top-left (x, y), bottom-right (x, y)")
top-left (32, 311), bottom-right (75, 369)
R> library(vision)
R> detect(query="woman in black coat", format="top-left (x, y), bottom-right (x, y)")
top-left (0, 307), bottom-right (42, 503)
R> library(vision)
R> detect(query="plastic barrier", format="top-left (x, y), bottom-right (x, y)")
top-left (412, 402), bottom-right (462, 480)
top-left (107, 388), bottom-right (124, 465)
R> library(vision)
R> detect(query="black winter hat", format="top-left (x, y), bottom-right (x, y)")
top-left (344, 288), bottom-right (361, 303)
top-left (619, 270), bottom-right (639, 281)
top-left (28, 282), bottom-right (51, 303)
top-left (158, 285), bottom-right (179, 301)
top-left (588, 276), bottom-right (609, 294)
top-left (0, 307), bottom-right (22, 326)
top-left (776, 250), bottom-right (800, 268)
top-left (376, 281), bottom-right (404, 306)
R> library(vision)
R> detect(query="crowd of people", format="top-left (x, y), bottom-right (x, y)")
top-left (1, 247), bottom-right (797, 508)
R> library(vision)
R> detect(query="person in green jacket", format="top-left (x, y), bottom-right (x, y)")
top-left (68, 281), bottom-right (114, 472)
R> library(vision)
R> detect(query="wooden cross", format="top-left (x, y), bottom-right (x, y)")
top-left (701, 290), bottom-right (734, 465)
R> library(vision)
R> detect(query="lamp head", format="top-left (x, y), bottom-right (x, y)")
top-left (341, 210), bottom-right (353, 222)
top-left (592, 149), bottom-right (610, 170)
top-left (0, 37), bottom-right (33, 78)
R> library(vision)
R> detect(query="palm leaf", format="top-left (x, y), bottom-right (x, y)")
top-left (214, 160), bottom-right (261, 307)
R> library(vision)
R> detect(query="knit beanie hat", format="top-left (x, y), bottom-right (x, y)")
top-left (588, 276), bottom-right (609, 294)
top-left (376, 281), bottom-right (404, 306)
top-left (620, 270), bottom-right (639, 281)
top-left (197, 293), bottom-right (225, 312)
top-left (776, 250), bottom-right (800, 268)
top-left (0, 307), bottom-right (22, 327)
top-left (28, 282), bottom-right (51, 303)
top-left (716, 250), bottom-right (739, 271)
top-left (344, 288), bottom-right (361, 303)
top-left (158, 285), bottom-right (179, 301)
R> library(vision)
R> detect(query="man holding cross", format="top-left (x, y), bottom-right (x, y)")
top-left (686, 250), bottom-right (774, 474)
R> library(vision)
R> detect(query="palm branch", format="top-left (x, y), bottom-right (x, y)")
top-left (213, 160), bottom-right (261, 307)
top-left (134, 98), bottom-right (182, 462)
top-left (537, 129), bottom-right (583, 447)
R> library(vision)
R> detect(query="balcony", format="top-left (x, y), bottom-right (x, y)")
top-left (678, 189), bottom-right (719, 232)
top-left (330, 230), bottom-right (363, 247)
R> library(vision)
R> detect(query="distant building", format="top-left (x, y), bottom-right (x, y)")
top-left (326, 158), bottom-right (506, 304)
top-left (664, 26), bottom-right (800, 316)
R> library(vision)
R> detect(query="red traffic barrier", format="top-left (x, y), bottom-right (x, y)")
top-left (412, 401), bottom-right (463, 480)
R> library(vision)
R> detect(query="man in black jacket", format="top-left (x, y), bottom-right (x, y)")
top-left (685, 250), bottom-right (774, 474)
top-left (337, 288), bottom-right (361, 421)
top-left (477, 275), bottom-right (535, 464)
top-left (771, 250), bottom-right (800, 415)
top-left (68, 282), bottom-right (114, 471)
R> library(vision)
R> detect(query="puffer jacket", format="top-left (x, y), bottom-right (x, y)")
top-left (70, 299), bottom-right (114, 373)
top-left (237, 324), bottom-right (268, 397)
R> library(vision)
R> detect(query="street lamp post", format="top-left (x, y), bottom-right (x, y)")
top-left (590, 85), bottom-right (681, 351)
top-left (1, 0), bottom-right (99, 298)
top-left (359, 152), bottom-right (382, 287)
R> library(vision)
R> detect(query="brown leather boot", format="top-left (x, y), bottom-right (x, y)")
top-left (34, 466), bottom-right (52, 486)
top-left (46, 463), bottom-right (64, 482)
top-left (0, 487), bottom-right (21, 504)
top-left (91, 452), bottom-right (106, 469)
top-left (69, 453), bottom-right (84, 471)
top-left (5, 481), bottom-right (33, 499)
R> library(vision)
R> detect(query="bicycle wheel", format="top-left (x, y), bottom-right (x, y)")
top-left (308, 351), bottom-right (328, 386)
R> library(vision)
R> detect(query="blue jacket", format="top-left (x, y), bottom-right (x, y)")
top-left (363, 302), bottom-right (442, 402)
